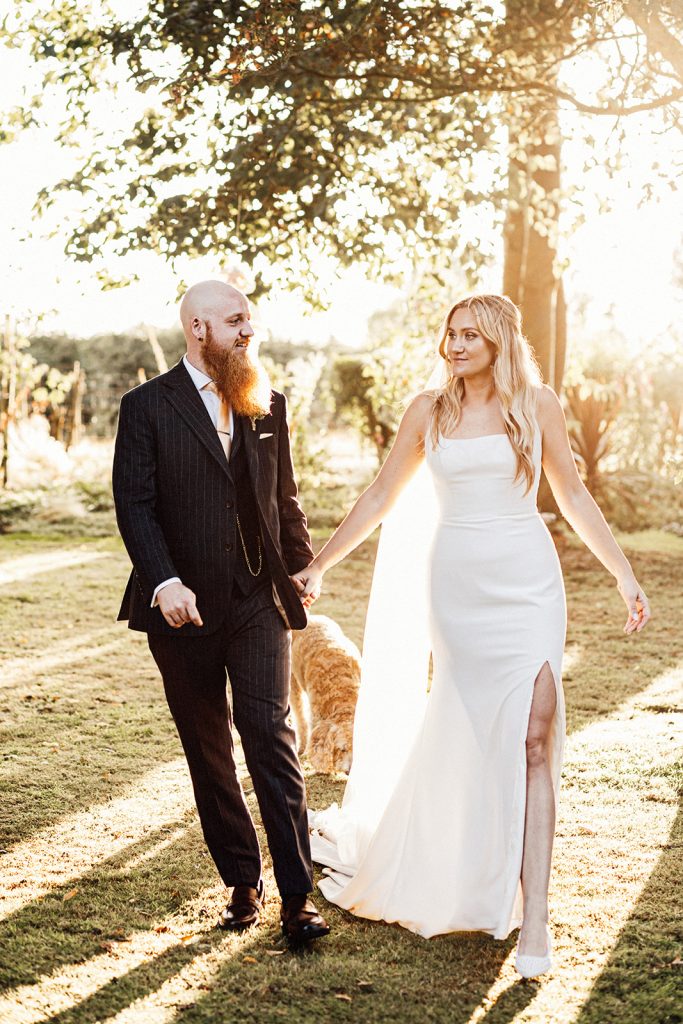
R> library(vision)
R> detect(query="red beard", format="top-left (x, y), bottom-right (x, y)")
top-left (201, 324), bottom-right (272, 418)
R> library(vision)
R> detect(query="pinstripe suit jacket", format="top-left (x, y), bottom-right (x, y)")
top-left (112, 359), bottom-right (313, 635)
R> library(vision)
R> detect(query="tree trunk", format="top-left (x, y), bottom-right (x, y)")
top-left (146, 324), bottom-right (169, 376)
top-left (502, 103), bottom-right (567, 393)
top-left (503, 156), bottom-right (526, 304)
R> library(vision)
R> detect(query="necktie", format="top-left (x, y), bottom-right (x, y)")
top-left (203, 381), bottom-right (232, 461)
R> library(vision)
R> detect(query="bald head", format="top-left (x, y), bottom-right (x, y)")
top-left (179, 280), bottom-right (245, 339)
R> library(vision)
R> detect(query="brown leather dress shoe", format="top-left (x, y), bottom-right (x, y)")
top-left (280, 894), bottom-right (331, 945)
top-left (217, 879), bottom-right (265, 931)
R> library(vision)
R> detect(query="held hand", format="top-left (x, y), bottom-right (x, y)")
top-left (291, 563), bottom-right (324, 608)
top-left (617, 576), bottom-right (651, 635)
top-left (289, 574), bottom-right (305, 595)
top-left (288, 573), bottom-right (314, 610)
top-left (157, 582), bottom-right (204, 629)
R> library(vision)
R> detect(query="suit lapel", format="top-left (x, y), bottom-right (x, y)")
top-left (162, 361), bottom-right (232, 478)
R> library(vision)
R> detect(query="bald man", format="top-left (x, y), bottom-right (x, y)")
top-left (113, 281), bottom-right (330, 945)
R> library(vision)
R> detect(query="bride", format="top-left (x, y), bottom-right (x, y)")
top-left (294, 294), bottom-right (650, 977)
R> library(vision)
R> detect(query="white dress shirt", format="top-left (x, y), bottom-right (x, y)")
top-left (151, 355), bottom-right (233, 607)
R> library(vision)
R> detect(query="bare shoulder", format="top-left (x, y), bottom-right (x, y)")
top-left (534, 383), bottom-right (564, 432)
top-left (403, 392), bottom-right (435, 436)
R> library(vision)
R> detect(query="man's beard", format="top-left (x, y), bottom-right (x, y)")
top-left (201, 325), bottom-right (272, 418)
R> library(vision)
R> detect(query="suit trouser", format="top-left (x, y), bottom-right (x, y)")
top-left (147, 584), bottom-right (314, 896)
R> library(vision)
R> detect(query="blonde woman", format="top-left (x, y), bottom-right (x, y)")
top-left (295, 294), bottom-right (650, 976)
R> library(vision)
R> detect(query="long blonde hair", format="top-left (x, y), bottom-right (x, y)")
top-left (429, 294), bottom-right (542, 493)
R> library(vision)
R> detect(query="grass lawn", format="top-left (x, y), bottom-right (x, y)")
top-left (0, 512), bottom-right (681, 1024)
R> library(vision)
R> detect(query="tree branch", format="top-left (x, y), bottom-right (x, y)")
top-left (624, 1), bottom-right (683, 83)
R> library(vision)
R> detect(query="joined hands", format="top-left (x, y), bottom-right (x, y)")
top-left (291, 563), bottom-right (323, 609)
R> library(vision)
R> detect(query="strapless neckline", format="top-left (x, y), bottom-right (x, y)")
top-left (439, 433), bottom-right (508, 442)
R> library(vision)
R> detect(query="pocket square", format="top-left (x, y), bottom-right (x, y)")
top-left (259, 433), bottom-right (274, 440)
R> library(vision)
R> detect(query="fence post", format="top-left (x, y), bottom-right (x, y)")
top-left (64, 360), bottom-right (85, 450)
top-left (0, 315), bottom-right (17, 488)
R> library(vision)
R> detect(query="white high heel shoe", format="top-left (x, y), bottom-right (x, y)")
top-left (515, 924), bottom-right (553, 979)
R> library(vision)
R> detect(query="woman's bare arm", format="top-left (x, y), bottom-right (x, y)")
top-left (537, 384), bottom-right (650, 633)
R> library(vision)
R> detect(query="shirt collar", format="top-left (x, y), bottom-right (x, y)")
top-left (183, 353), bottom-right (213, 391)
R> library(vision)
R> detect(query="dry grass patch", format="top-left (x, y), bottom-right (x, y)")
top-left (0, 525), bottom-right (681, 1024)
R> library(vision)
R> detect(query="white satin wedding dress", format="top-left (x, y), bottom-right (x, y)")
top-left (310, 417), bottom-right (566, 940)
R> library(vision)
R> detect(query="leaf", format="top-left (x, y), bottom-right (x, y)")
top-left (243, 955), bottom-right (258, 964)
top-left (63, 888), bottom-right (79, 901)
top-left (154, 924), bottom-right (169, 933)
top-left (180, 934), bottom-right (197, 944)
top-left (265, 949), bottom-right (285, 956)
top-left (335, 993), bottom-right (352, 1002)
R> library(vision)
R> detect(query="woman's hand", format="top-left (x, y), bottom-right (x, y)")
top-left (291, 562), bottom-right (324, 608)
top-left (617, 575), bottom-right (651, 634)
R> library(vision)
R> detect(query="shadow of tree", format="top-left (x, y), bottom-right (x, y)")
top-left (559, 545), bottom-right (680, 737)
top-left (572, 792), bottom-right (682, 1023)
top-left (0, 811), bottom-right (209, 991)
top-left (0, 653), bottom-right (180, 847)
top-left (40, 934), bottom-right (227, 1024)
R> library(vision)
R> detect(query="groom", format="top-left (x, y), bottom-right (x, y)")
top-left (112, 279), bottom-right (329, 944)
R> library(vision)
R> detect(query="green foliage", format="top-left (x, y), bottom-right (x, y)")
top-left (564, 382), bottom-right (622, 495)
top-left (331, 355), bottom-right (377, 441)
top-left (561, 335), bottom-right (683, 531)
top-left (28, 328), bottom-right (186, 386)
top-left (598, 470), bottom-right (682, 533)
top-left (73, 479), bottom-right (115, 512)
top-left (1, 332), bottom-right (74, 412)
top-left (261, 349), bottom-right (330, 487)
top-left (332, 288), bottom-right (441, 461)
top-left (26, 328), bottom-right (186, 435)
top-left (0, 489), bottom-right (43, 532)
top-left (7, 1), bottom-right (680, 294)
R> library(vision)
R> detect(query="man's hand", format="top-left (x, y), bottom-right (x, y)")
top-left (157, 582), bottom-right (203, 628)
top-left (291, 563), bottom-right (323, 608)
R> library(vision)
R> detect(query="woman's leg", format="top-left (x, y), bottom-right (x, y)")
top-left (518, 661), bottom-right (557, 955)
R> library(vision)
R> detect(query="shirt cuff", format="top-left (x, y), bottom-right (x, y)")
top-left (151, 577), bottom-right (181, 608)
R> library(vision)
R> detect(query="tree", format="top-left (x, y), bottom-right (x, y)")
top-left (6, 1), bottom-right (682, 387)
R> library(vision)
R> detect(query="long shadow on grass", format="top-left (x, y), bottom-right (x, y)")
top-left (39, 929), bottom-right (243, 1024)
top-left (560, 545), bottom-right (680, 738)
top-left (573, 790), bottom-right (682, 1024)
top-left (0, 744), bottom-right (181, 850)
top-left (2, 764), bottom-right (536, 1024)
top-left (0, 656), bottom-right (180, 848)
top-left (0, 812), bottom-right (209, 992)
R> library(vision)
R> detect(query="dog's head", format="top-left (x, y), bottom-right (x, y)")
top-left (309, 720), bottom-right (353, 775)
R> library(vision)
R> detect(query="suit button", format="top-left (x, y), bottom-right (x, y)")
top-left (225, 542), bottom-right (233, 552)
top-left (226, 501), bottom-right (234, 510)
